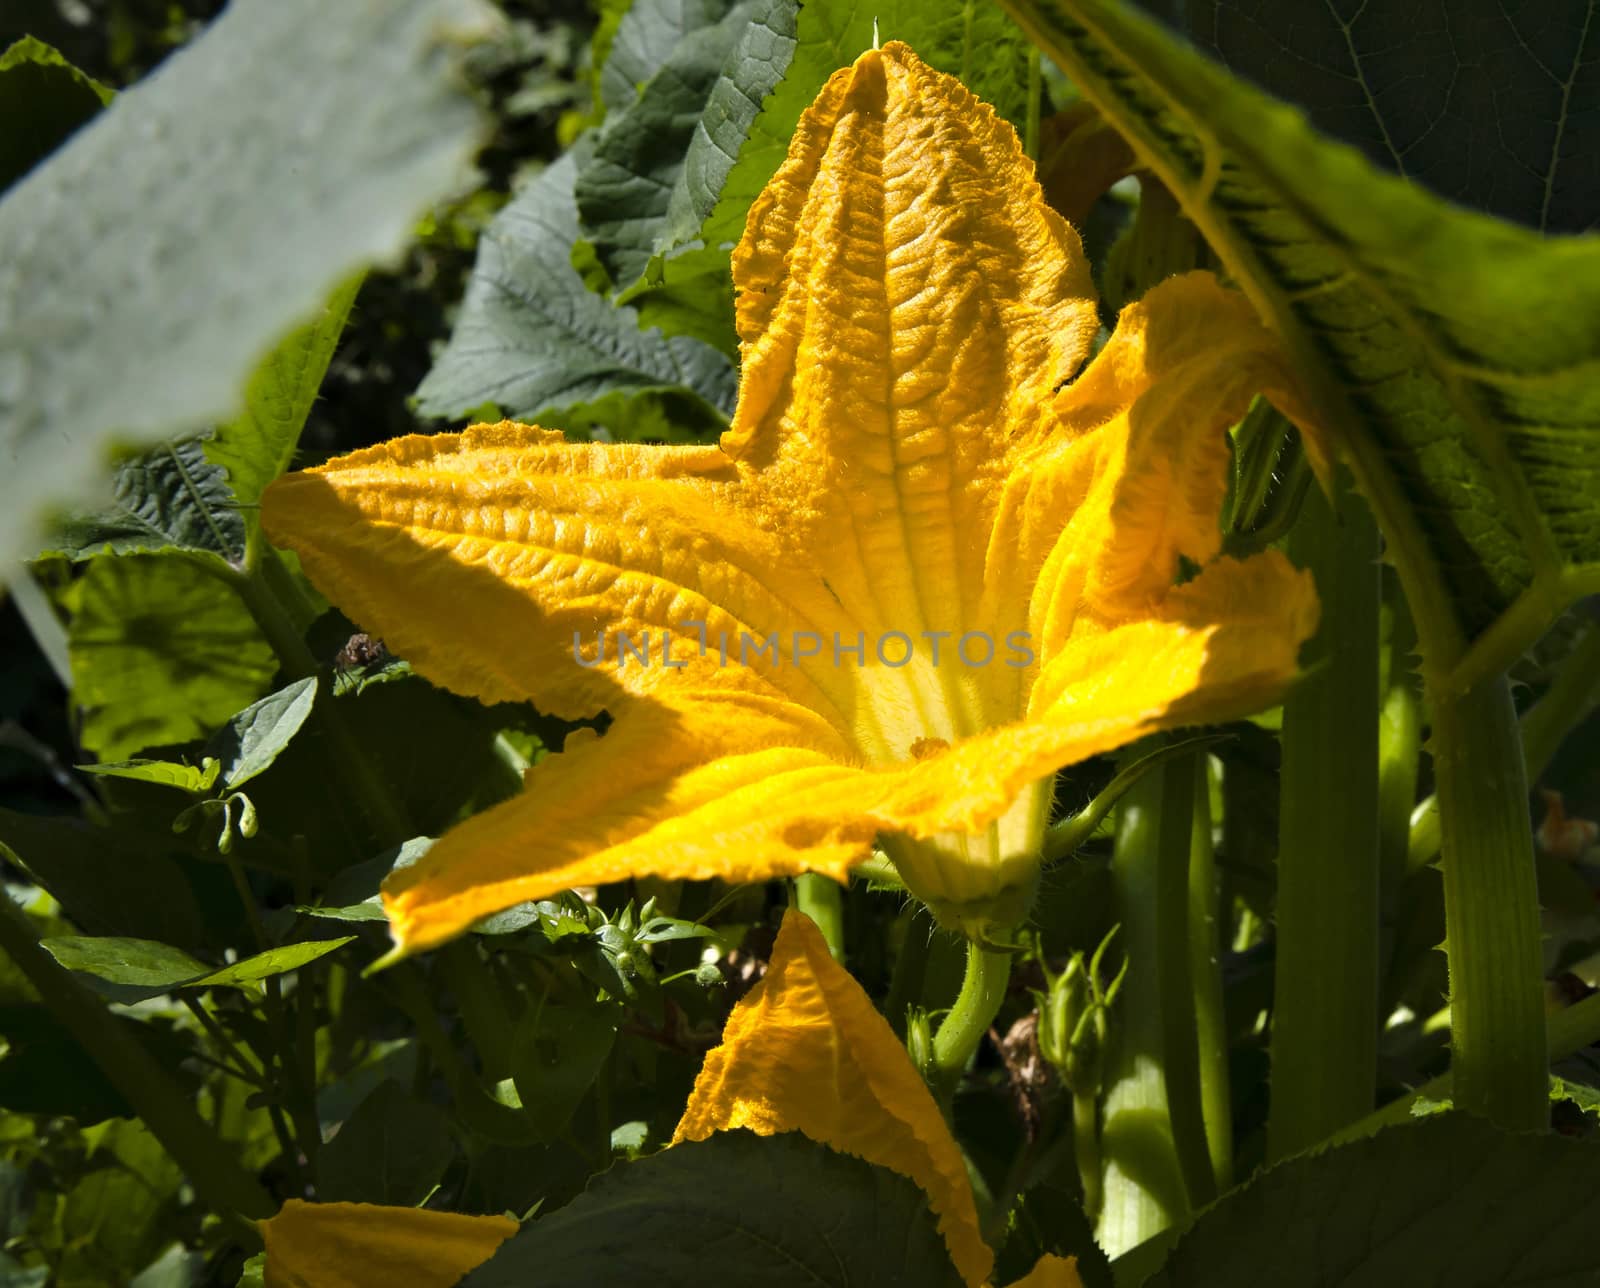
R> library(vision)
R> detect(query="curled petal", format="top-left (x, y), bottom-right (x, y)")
top-left (674, 910), bottom-right (993, 1288)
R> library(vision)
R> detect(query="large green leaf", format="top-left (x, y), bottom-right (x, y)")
top-left (414, 146), bottom-right (738, 430)
top-left (66, 555), bottom-right (278, 760)
top-left (1144, 1114), bottom-right (1600, 1285)
top-left (0, 0), bottom-right (494, 566)
top-left (462, 1130), bottom-right (964, 1287)
top-left (575, 0), bottom-right (755, 291)
top-left (48, 436), bottom-right (246, 564)
top-left (1003, 0), bottom-right (1600, 686)
top-left (0, 37), bottom-right (111, 193)
top-left (1159, 0), bottom-right (1597, 233)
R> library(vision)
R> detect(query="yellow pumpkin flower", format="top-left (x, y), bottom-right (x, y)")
top-left (263, 41), bottom-right (1319, 955)
top-left (259, 910), bottom-right (1083, 1287)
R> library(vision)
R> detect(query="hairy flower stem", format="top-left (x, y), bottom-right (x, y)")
top-left (930, 939), bottom-right (1012, 1096)
top-left (1268, 475), bottom-right (1380, 1159)
top-left (1432, 673), bottom-right (1548, 1128)
top-left (0, 891), bottom-right (274, 1236)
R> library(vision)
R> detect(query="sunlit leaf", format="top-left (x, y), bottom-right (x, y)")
top-left (207, 676), bottom-right (318, 789)
top-left (414, 146), bottom-right (737, 432)
top-left (66, 554), bottom-right (277, 760)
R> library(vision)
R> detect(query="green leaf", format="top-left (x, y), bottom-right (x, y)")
top-left (1550, 1075), bottom-right (1600, 1118)
top-left (40, 934), bottom-right (352, 1003)
top-left (0, 0), bottom-right (494, 566)
top-left (58, 1120), bottom-right (183, 1285)
top-left (1002, 0), bottom-right (1600, 685)
top-left (1144, 1114), bottom-right (1600, 1285)
top-left (66, 554), bottom-right (278, 760)
top-left (0, 809), bottom-right (209, 948)
top-left (0, 37), bottom-right (111, 193)
top-left (414, 146), bottom-right (738, 431)
top-left (1163, 0), bottom-right (1597, 233)
top-left (599, 0), bottom-right (727, 113)
top-left (39, 936), bottom-right (212, 1000)
top-left (189, 938), bottom-right (354, 990)
top-left (74, 758), bottom-right (221, 794)
top-left (315, 1079), bottom-right (456, 1206)
top-left (46, 435), bottom-right (247, 564)
top-left (206, 676), bottom-right (318, 789)
top-left (575, 0), bottom-right (755, 291)
top-left (462, 1130), bottom-right (964, 1287)
top-left (510, 1002), bottom-right (621, 1143)
top-left (301, 837), bottom-right (433, 923)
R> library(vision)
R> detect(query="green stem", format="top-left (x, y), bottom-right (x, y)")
top-left (1097, 753), bottom-right (1190, 1257)
top-left (1072, 1090), bottom-right (1102, 1222)
top-left (1153, 756), bottom-right (1213, 1209)
top-left (794, 874), bottom-right (846, 961)
top-left (930, 939), bottom-right (1011, 1092)
top-left (1268, 474), bottom-right (1380, 1159)
top-left (0, 891), bottom-right (274, 1232)
top-left (1188, 759), bottom-right (1230, 1193)
top-left (1430, 673), bottom-right (1548, 1128)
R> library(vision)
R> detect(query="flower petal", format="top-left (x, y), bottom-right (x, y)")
top-left (260, 1199), bottom-right (514, 1288)
top-left (674, 909), bottom-right (993, 1288)
top-left (261, 421), bottom-right (858, 723)
top-left (724, 41), bottom-right (1098, 645)
top-left (381, 693), bottom-right (875, 956)
top-left (1007, 1254), bottom-right (1085, 1288)
top-left (1047, 271), bottom-right (1325, 627)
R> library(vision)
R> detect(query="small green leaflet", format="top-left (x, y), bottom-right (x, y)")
top-left (206, 677), bottom-right (318, 790)
top-left (41, 935), bottom-right (355, 1004)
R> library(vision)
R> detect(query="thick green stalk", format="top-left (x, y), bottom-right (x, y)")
top-left (1431, 673), bottom-right (1548, 1128)
top-left (0, 892), bottom-right (274, 1231)
top-left (1268, 475), bottom-right (1381, 1158)
top-left (1152, 756), bottom-right (1213, 1209)
top-left (1097, 755), bottom-right (1190, 1257)
top-left (930, 940), bottom-right (1011, 1093)
top-left (1188, 761), bottom-right (1230, 1193)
